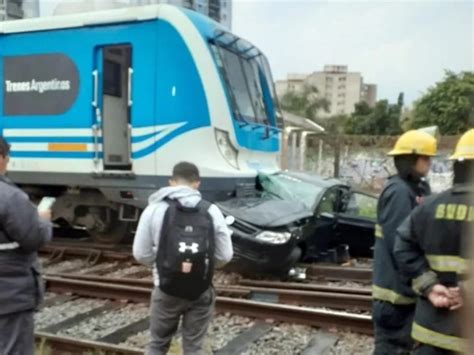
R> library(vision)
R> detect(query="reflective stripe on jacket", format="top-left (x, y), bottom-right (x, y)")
top-left (394, 184), bottom-right (473, 350)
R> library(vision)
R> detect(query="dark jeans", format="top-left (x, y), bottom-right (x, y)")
top-left (373, 300), bottom-right (415, 355)
top-left (147, 287), bottom-right (215, 355)
top-left (0, 310), bottom-right (34, 355)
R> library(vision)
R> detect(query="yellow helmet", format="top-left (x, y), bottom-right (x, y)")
top-left (388, 130), bottom-right (438, 156)
top-left (450, 129), bottom-right (474, 161)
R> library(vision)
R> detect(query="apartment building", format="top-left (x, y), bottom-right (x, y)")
top-left (277, 65), bottom-right (377, 118)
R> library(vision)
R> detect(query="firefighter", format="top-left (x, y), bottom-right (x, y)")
top-left (373, 130), bottom-right (438, 354)
top-left (394, 129), bottom-right (474, 354)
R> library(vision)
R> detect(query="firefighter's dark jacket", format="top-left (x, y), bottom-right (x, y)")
top-left (373, 175), bottom-right (430, 305)
top-left (0, 175), bottom-right (52, 316)
top-left (394, 184), bottom-right (473, 352)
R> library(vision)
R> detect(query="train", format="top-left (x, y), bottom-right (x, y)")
top-left (0, 4), bottom-right (283, 244)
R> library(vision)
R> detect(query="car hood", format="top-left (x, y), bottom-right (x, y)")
top-left (217, 197), bottom-right (313, 228)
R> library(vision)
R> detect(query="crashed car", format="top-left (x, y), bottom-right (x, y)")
top-left (218, 171), bottom-right (377, 274)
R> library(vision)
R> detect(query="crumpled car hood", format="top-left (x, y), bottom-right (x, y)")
top-left (217, 197), bottom-right (313, 228)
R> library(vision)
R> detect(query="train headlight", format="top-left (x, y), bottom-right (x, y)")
top-left (255, 231), bottom-right (292, 244)
top-left (215, 128), bottom-right (239, 170)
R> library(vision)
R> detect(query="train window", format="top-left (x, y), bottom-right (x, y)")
top-left (210, 44), bottom-right (270, 126)
top-left (257, 55), bottom-right (284, 128)
top-left (103, 59), bottom-right (122, 97)
top-left (219, 49), bottom-right (256, 119)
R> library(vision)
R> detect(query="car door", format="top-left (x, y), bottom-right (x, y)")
top-left (333, 190), bottom-right (377, 258)
top-left (303, 187), bottom-right (340, 262)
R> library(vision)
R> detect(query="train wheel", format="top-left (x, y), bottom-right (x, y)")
top-left (89, 218), bottom-right (131, 245)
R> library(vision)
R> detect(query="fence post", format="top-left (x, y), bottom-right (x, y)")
top-left (333, 136), bottom-right (341, 178)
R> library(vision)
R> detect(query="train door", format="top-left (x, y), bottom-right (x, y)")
top-left (93, 45), bottom-right (133, 170)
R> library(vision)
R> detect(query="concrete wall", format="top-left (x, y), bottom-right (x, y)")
top-left (293, 135), bottom-right (460, 194)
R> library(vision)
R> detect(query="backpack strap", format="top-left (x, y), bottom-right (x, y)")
top-left (196, 199), bottom-right (212, 213)
top-left (164, 197), bottom-right (211, 212)
top-left (164, 197), bottom-right (181, 207)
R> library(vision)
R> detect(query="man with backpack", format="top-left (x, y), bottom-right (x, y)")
top-left (133, 161), bottom-right (233, 355)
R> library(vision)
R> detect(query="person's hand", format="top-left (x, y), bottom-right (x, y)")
top-left (38, 209), bottom-right (52, 221)
top-left (448, 287), bottom-right (464, 310)
top-left (427, 284), bottom-right (453, 308)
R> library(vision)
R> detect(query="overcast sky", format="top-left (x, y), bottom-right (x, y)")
top-left (39, 0), bottom-right (473, 105)
top-left (232, 0), bottom-right (473, 104)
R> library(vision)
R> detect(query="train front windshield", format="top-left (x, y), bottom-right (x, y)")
top-left (210, 33), bottom-right (282, 128)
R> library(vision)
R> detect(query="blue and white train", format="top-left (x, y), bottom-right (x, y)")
top-left (0, 4), bottom-right (282, 242)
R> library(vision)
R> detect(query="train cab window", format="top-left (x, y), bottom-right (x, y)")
top-left (210, 44), bottom-right (269, 126)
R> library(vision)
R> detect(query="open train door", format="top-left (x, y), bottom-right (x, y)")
top-left (93, 45), bottom-right (133, 171)
top-left (90, 45), bottom-right (134, 244)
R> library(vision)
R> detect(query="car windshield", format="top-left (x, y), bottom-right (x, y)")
top-left (210, 43), bottom-right (269, 126)
top-left (258, 173), bottom-right (324, 210)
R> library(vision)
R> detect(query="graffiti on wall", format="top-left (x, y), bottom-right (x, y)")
top-left (305, 147), bottom-right (452, 193)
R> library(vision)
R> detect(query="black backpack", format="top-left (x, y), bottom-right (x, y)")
top-left (157, 198), bottom-right (215, 300)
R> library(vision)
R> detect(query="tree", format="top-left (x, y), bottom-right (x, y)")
top-left (411, 71), bottom-right (474, 135)
top-left (345, 95), bottom-right (403, 135)
top-left (280, 85), bottom-right (330, 121)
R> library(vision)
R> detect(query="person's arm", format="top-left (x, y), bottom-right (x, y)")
top-left (379, 186), bottom-right (414, 257)
top-left (133, 205), bottom-right (157, 266)
top-left (394, 207), bottom-right (437, 296)
top-left (1, 191), bottom-right (52, 252)
top-left (208, 204), bottom-right (233, 268)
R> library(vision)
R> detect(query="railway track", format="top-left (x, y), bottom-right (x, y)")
top-left (46, 273), bottom-right (372, 311)
top-left (37, 242), bottom-right (374, 353)
top-left (36, 332), bottom-right (142, 355)
top-left (40, 243), bottom-right (373, 282)
top-left (40, 276), bottom-right (372, 353)
top-left (44, 276), bottom-right (372, 333)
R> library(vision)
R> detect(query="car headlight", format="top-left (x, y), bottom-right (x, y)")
top-left (255, 231), bottom-right (292, 244)
top-left (215, 128), bottom-right (239, 170)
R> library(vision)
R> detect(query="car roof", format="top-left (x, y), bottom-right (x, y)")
top-left (278, 171), bottom-right (347, 189)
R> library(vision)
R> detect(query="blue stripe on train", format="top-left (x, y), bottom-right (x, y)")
top-left (9, 124), bottom-right (199, 159)
top-left (5, 129), bottom-right (166, 144)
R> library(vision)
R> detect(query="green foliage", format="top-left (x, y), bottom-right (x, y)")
top-left (322, 114), bottom-right (348, 135)
top-left (411, 71), bottom-right (474, 135)
top-left (345, 95), bottom-right (403, 135)
top-left (280, 85), bottom-right (330, 121)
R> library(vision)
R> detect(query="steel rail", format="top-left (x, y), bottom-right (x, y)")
top-left (238, 279), bottom-right (372, 295)
top-left (46, 273), bottom-right (372, 311)
top-left (44, 276), bottom-right (373, 334)
top-left (304, 264), bottom-right (372, 282)
top-left (35, 331), bottom-right (143, 355)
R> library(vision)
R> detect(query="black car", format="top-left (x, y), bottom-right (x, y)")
top-left (217, 171), bottom-right (377, 274)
